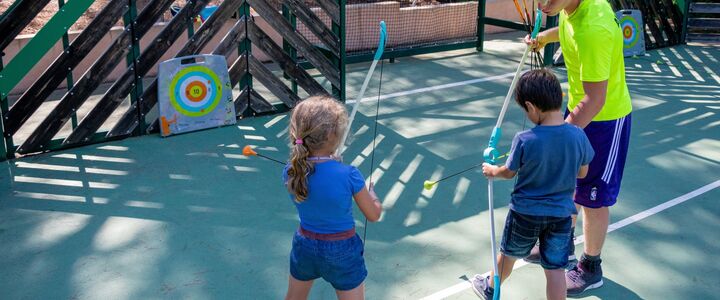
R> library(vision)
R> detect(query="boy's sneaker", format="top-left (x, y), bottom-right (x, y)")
top-left (566, 259), bottom-right (603, 297)
top-left (470, 274), bottom-right (494, 300)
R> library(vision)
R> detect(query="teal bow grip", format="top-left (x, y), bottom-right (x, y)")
top-left (492, 274), bottom-right (501, 300)
top-left (531, 8), bottom-right (543, 39)
top-left (374, 21), bottom-right (387, 61)
top-left (483, 127), bottom-right (502, 164)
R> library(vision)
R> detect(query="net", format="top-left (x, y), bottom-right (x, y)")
top-left (342, 0), bottom-right (479, 55)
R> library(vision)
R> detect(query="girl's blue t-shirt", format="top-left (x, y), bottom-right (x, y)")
top-left (283, 160), bottom-right (366, 234)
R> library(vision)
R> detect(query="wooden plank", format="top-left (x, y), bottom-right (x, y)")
top-left (690, 3), bottom-right (720, 14)
top-left (635, 0), bottom-right (666, 48)
top-left (17, 0), bottom-right (177, 154)
top-left (647, 0), bottom-right (677, 45)
top-left (284, 0), bottom-right (340, 57)
top-left (248, 55), bottom-right (300, 107)
top-left (4, 0), bottom-right (129, 136)
top-left (661, 0), bottom-right (684, 35)
top-left (248, 0), bottom-right (340, 87)
top-left (173, 0), bottom-right (245, 57)
top-left (0, 0), bottom-right (96, 96)
top-left (230, 53), bottom-right (249, 88)
top-left (235, 87), bottom-right (250, 116)
top-left (686, 33), bottom-right (720, 43)
top-left (0, 0), bottom-right (52, 52)
top-left (314, 0), bottom-right (340, 24)
top-left (214, 17), bottom-right (248, 59)
top-left (688, 18), bottom-right (720, 28)
top-left (63, 0), bottom-right (210, 145)
top-left (249, 88), bottom-right (277, 114)
top-left (107, 19), bottom-right (248, 138)
top-left (247, 21), bottom-right (327, 96)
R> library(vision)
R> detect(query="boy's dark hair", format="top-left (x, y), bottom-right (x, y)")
top-left (514, 69), bottom-right (563, 112)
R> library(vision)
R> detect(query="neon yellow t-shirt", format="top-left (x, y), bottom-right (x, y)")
top-left (559, 0), bottom-right (632, 121)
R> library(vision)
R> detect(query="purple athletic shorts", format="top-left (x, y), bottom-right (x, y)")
top-left (575, 114), bottom-right (632, 208)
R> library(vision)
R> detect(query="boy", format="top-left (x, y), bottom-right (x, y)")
top-left (471, 69), bottom-right (594, 300)
top-left (526, 0), bottom-right (633, 294)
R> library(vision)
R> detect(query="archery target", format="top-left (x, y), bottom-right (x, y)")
top-left (616, 10), bottom-right (645, 57)
top-left (170, 66), bottom-right (222, 117)
top-left (158, 55), bottom-right (236, 137)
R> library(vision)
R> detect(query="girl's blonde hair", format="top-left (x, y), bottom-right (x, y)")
top-left (287, 96), bottom-right (349, 202)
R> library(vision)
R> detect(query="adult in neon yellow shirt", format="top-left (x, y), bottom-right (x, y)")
top-left (525, 0), bottom-right (633, 296)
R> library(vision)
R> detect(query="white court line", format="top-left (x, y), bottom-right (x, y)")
top-left (420, 179), bottom-right (720, 300)
top-left (345, 72), bottom-right (516, 105)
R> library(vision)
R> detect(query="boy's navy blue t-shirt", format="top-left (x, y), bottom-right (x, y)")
top-left (505, 123), bottom-right (595, 217)
top-left (283, 160), bottom-right (366, 234)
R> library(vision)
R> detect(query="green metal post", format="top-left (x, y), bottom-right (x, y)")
top-left (543, 15), bottom-right (558, 66)
top-left (681, 0), bottom-right (690, 44)
top-left (186, 1), bottom-right (197, 38)
top-left (333, 0), bottom-right (346, 101)
top-left (58, 0), bottom-right (79, 128)
top-left (124, 0), bottom-right (146, 135)
top-left (239, 2), bottom-right (253, 117)
top-left (0, 55), bottom-right (10, 160)
top-left (476, 0), bottom-right (486, 51)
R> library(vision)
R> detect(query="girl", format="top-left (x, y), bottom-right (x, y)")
top-left (283, 96), bottom-right (383, 300)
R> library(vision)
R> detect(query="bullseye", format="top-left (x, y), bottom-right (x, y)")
top-left (185, 81), bottom-right (207, 102)
top-left (623, 26), bottom-right (632, 39)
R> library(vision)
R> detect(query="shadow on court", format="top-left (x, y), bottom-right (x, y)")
top-left (0, 39), bottom-right (718, 299)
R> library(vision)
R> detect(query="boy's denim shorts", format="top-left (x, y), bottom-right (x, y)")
top-left (289, 229), bottom-right (367, 291)
top-left (500, 210), bottom-right (572, 270)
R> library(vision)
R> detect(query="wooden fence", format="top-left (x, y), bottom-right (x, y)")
top-left (0, 0), bottom-right (344, 159)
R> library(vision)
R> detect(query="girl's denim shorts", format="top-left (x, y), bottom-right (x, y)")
top-left (289, 229), bottom-right (367, 291)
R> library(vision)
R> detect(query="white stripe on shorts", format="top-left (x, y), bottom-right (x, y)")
top-left (602, 117), bottom-right (625, 182)
top-left (600, 118), bottom-right (621, 181)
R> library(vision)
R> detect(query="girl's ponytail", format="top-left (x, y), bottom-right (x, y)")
top-left (288, 136), bottom-right (312, 202)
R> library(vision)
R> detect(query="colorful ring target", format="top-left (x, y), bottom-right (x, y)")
top-left (169, 65), bottom-right (223, 117)
top-left (619, 15), bottom-right (640, 49)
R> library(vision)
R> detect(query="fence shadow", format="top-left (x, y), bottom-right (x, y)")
top-left (0, 43), bottom-right (718, 298)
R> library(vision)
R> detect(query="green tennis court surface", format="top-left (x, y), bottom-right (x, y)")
top-left (1, 34), bottom-right (718, 299)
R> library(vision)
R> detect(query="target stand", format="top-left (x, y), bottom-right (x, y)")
top-left (616, 9), bottom-right (645, 57)
top-left (158, 55), bottom-right (236, 137)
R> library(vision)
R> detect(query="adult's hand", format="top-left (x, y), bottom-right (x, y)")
top-left (524, 27), bottom-right (560, 51)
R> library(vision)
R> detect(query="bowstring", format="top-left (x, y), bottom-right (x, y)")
top-left (364, 58), bottom-right (384, 245)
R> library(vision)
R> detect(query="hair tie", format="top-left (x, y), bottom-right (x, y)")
top-left (295, 138), bottom-right (303, 145)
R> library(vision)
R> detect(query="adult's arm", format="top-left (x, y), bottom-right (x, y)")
top-left (566, 80), bottom-right (608, 128)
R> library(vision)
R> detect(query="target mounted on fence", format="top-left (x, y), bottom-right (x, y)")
top-left (158, 55), bottom-right (236, 137)
top-left (616, 9), bottom-right (645, 57)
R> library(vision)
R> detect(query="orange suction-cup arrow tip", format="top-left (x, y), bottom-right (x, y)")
top-left (243, 145), bottom-right (257, 157)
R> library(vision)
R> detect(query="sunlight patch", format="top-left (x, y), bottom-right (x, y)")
top-left (26, 213), bottom-right (92, 249)
top-left (93, 217), bottom-right (163, 251)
